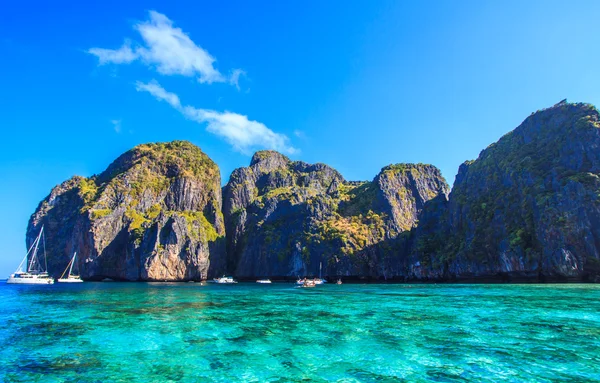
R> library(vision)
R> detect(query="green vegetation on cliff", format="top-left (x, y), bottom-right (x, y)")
top-left (80, 141), bottom-right (224, 245)
top-left (223, 149), bottom-right (448, 277)
top-left (28, 140), bottom-right (226, 281)
top-left (411, 102), bottom-right (600, 280)
top-left (27, 101), bottom-right (600, 282)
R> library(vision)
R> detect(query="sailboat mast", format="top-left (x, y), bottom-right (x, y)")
top-left (17, 239), bottom-right (38, 273)
top-left (15, 255), bottom-right (27, 274)
top-left (68, 252), bottom-right (77, 277)
top-left (28, 229), bottom-right (42, 272)
top-left (42, 227), bottom-right (47, 272)
top-left (320, 262), bottom-right (322, 279)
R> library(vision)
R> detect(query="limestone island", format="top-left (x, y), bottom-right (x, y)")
top-left (27, 101), bottom-right (600, 283)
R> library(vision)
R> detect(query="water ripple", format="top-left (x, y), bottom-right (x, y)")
top-left (1, 283), bottom-right (599, 382)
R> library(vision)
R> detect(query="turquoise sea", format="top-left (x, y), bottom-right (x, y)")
top-left (1, 283), bottom-right (599, 382)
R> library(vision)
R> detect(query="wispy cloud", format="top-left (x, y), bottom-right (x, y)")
top-left (88, 11), bottom-right (241, 86)
top-left (111, 119), bottom-right (122, 133)
top-left (135, 80), bottom-right (180, 108)
top-left (135, 80), bottom-right (297, 154)
top-left (229, 69), bottom-right (246, 91)
top-left (294, 130), bottom-right (307, 139)
top-left (184, 108), bottom-right (297, 155)
top-left (89, 40), bottom-right (137, 65)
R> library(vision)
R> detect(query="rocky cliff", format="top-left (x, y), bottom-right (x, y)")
top-left (222, 152), bottom-right (448, 278)
top-left (26, 101), bottom-right (600, 282)
top-left (27, 141), bottom-right (225, 281)
top-left (410, 101), bottom-right (600, 281)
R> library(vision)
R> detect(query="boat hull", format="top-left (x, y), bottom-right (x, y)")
top-left (57, 278), bottom-right (83, 283)
top-left (7, 275), bottom-right (54, 285)
top-left (213, 276), bottom-right (238, 284)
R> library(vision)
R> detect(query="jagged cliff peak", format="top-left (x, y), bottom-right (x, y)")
top-left (414, 101), bottom-right (600, 281)
top-left (223, 154), bottom-right (448, 278)
top-left (527, 100), bottom-right (597, 121)
top-left (372, 163), bottom-right (449, 232)
top-left (98, 140), bottom-right (218, 184)
top-left (27, 140), bottom-right (225, 281)
top-left (380, 162), bottom-right (442, 174)
top-left (480, 102), bottom-right (597, 159)
top-left (454, 102), bottom-right (599, 188)
top-left (250, 150), bottom-right (290, 168)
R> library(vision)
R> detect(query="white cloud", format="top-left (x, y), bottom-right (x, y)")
top-left (294, 130), bottom-right (307, 139)
top-left (111, 119), bottom-right (122, 133)
top-left (88, 40), bottom-right (137, 65)
top-left (134, 11), bottom-right (223, 83)
top-left (135, 80), bottom-right (180, 108)
top-left (229, 69), bottom-right (246, 90)
top-left (136, 80), bottom-right (297, 154)
top-left (183, 107), bottom-right (297, 155)
top-left (88, 11), bottom-right (241, 85)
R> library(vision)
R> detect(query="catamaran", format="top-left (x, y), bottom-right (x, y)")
top-left (57, 252), bottom-right (83, 283)
top-left (7, 226), bottom-right (54, 285)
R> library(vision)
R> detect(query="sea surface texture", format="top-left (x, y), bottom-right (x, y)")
top-left (1, 283), bottom-right (599, 382)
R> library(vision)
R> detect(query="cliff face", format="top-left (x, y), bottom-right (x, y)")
top-left (411, 102), bottom-right (600, 281)
top-left (222, 152), bottom-right (448, 278)
top-left (27, 141), bottom-right (225, 281)
top-left (25, 101), bottom-right (600, 282)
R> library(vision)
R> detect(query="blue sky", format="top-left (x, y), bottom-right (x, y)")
top-left (1, 0), bottom-right (600, 276)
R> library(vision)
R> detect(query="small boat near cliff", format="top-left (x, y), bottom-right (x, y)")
top-left (297, 262), bottom-right (327, 285)
top-left (213, 276), bottom-right (237, 284)
top-left (57, 252), bottom-right (83, 283)
top-left (256, 279), bottom-right (272, 284)
top-left (314, 262), bottom-right (326, 284)
top-left (7, 226), bottom-right (54, 285)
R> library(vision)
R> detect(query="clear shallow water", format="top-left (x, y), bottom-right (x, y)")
top-left (0, 283), bottom-right (599, 382)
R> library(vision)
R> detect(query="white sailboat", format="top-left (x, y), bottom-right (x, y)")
top-left (7, 226), bottom-right (54, 285)
top-left (57, 252), bottom-right (83, 283)
top-left (315, 262), bottom-right (326, 284)
top-left (297, 262), bottom-right (327, 285)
